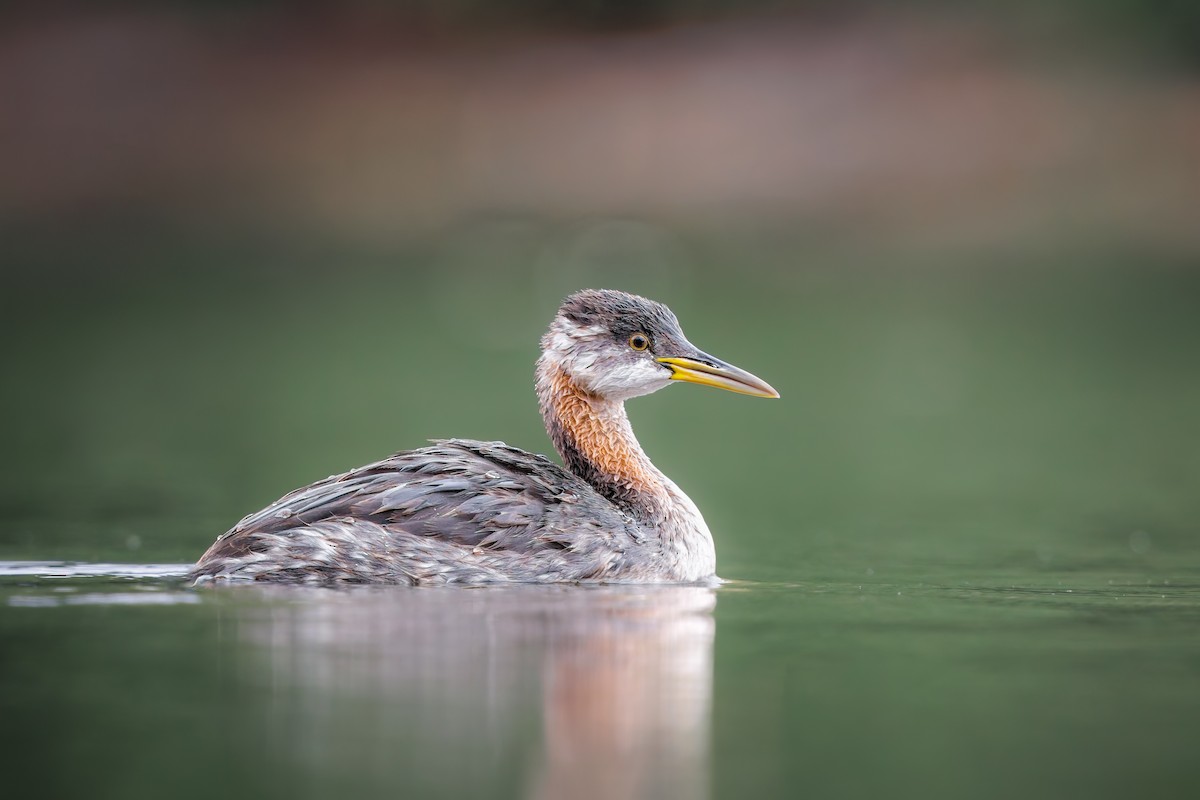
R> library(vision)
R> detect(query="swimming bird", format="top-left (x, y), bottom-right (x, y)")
top-left (191, 289), bottom-right (778, 586)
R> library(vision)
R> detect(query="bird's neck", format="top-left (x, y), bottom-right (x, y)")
top-left (535, 357), bottom-right (717, 580)
top-left (536, 358), bottom-right (669, 518)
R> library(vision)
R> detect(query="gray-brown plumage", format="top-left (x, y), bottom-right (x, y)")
top-left (191, 289), bottom-right (778, 586)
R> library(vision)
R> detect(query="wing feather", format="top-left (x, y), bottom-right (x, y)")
top-left (195, 439), bottom-right (646, 584)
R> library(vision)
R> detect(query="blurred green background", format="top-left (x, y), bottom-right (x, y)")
top-left (4, 227), bottom-right (1199, 579)
top-left (1, 2), bottom-right (1199, 799)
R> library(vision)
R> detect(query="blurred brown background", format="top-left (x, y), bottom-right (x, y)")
top-left (3, 1), bottom-right (1198, 249)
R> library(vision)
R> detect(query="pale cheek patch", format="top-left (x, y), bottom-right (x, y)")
top-left (545, 319), bottom-right (608, 371)
top-left (545, 316), bottom-right (671, 400)
top-left (586, 359), bottom-right (672, 400)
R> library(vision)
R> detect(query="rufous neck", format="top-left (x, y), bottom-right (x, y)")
top-left (535, 357), bottom-right (668, 517)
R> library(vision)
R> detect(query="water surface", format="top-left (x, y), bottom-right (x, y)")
top-left (2, 559), bottom-right (1197, 800)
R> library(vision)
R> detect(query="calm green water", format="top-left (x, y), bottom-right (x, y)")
top-left (2, 228), bottom-right (1199, 798)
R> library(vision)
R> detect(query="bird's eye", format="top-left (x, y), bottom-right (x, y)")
top-left (629, 333), bottom-right (650, 351)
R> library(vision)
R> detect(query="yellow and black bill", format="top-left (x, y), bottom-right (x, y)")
top-left (656, 352), bottom-right (779, 399)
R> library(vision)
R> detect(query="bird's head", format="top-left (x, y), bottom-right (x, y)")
top-left (540, 289), bottom-right (779, 402)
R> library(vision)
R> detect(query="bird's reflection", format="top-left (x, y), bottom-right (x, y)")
top-left (227, 585), bottom-right (716, 800)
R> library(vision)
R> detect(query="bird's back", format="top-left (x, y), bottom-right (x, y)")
top-left (191, 439), bottom-right (653, 586)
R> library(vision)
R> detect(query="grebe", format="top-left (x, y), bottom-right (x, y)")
top-left (191, 289), bottom-right (778, 586)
